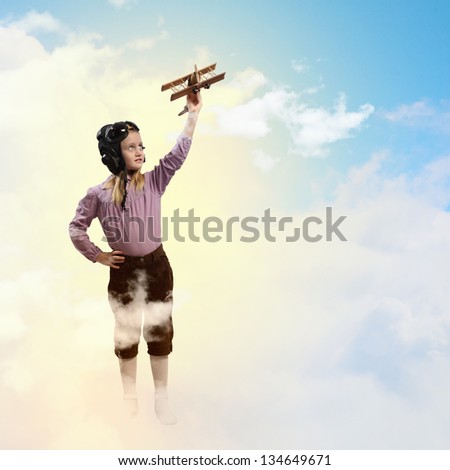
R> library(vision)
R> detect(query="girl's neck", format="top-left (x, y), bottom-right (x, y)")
top-left (125, 169), bottom-right (136, 178)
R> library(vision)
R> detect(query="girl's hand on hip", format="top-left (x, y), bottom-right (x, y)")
top-left (95, 250), bottom-right (125, 269)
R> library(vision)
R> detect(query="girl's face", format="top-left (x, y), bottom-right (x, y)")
top-left (120, 131), bottom-right (145, 172)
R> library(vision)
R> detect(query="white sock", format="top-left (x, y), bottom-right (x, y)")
top-left (154, 392), bottom-right (177, 425)
top-left (150, 355), bottom-right (177, 425)
top-left (123, 393), bottom-right (139, 417)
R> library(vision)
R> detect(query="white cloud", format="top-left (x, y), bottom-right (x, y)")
top-left (198, 68), bottom-right (267, 113)
top-left (383, 99), bottom-right (450, 134)
top-left (212, 87), bottom-right (374, 157)
top-left (8, 10), bottom-right (61, 34)
top-left (228, 68), bottom-right (268, 95)
top-left (331, 152), bottom-right (450, 363)
top-left (0, 281), bottom-right (27, 343)
top-left (125, 30), bottom-right (168, 51)
top-left (411, 156), bottom-right (450, 206)
top-left (0, 26), bottom-right (48, 70)
top-left (107, 0), bottom-right (138, 9)
top-left (213, 95), bottom-right (272, 139)
top-left (251, 149), bottom-right (280, 172)
top-left (183, 46), bottom-right (214, 73)
top-left (291, 58), bottom-right (310, 74)
top-left (384, 100), bottom-right (435, 122)
top-left (285, 94), bottom-right (375, 157)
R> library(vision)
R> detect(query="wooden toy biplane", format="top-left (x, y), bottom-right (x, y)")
top-left (161, 63), bottom-right (226, 115)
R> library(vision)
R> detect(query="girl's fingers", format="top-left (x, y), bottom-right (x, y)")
top-left (112, 252), bottom-right (125, 263)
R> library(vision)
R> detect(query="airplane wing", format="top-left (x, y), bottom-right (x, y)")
top-left (160, 73), bottom-right (192, 92)
top-left (196, 63), bottom-right (217, 76)
top-left (161, 63), bottom-right (217, 92)
top-left (169, 72), bottom-right (225, 101)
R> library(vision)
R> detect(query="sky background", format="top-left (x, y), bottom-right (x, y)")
top-left (1, 0), bottom-right (450, 450)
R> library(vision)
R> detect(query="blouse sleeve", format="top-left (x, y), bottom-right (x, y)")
top-left (147, 135), bottom-right (192, 195)
top-left (68, 187), bottom-right (102, 262)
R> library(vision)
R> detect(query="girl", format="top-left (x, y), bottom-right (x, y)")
top-left (69, 92), bottom-right (202, 424)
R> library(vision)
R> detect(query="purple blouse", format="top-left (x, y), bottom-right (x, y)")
top-left (69, 135), bottom-right (192, 261)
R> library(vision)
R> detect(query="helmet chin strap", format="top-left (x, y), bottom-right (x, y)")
top-left (121, 168), bottom-right (128, 210)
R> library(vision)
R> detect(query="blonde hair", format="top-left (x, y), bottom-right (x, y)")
top-left (103, 171), bottom-right (145, 206)
top-left (102, 124), bottom-right (144, 206)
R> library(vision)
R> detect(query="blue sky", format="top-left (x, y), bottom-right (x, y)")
top-left (4, 0), bottom-right (450, 100)
top-left (4, 1), bottom-right (450, 94)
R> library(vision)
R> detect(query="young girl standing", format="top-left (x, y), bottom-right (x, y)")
top-left (69, 92), bottom-right (202, 424)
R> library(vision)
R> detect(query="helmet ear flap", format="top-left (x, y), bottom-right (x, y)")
top-left (97, 124), bottom-right (125, 175)
top-left (96, 121), bottom-right (139, 175)
top-left (99, 141), bottom-right (124, 175)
